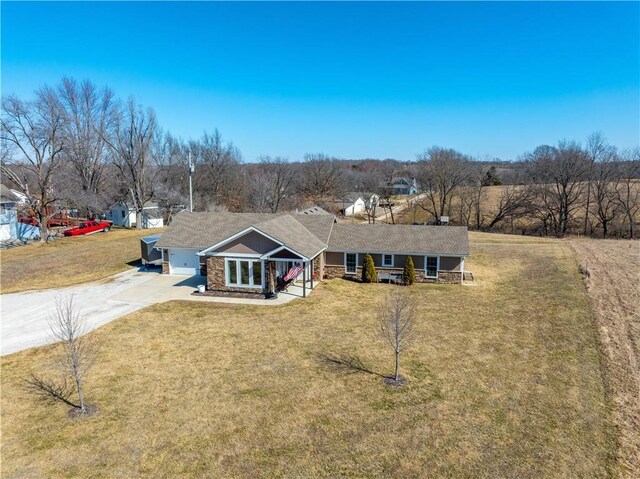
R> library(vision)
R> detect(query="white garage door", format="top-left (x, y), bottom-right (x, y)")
top-left (168, 249), bottom-right (201, 275)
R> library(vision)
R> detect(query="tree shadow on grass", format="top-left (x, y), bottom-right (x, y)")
top-left (317, 352), bottom-right (386, 378)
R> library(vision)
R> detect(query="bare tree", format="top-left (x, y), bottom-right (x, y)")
top-left (483, 184), bottom-right (531, 230)
top-left (102, 99), bottom-right (158, 229)
top-left (1, 89), bottom-right (65, 241)
top-left (590, 143), bottom-right (618, 237)
top-left (248, 156), bottom-right (296, 213)
top-left (301, 154), bottom-right (345, 200)
top-left (378, 290), bottom-right (417, 384)
top-left (526, 142), bottom-right (589, 237)
top-left (613, 148), bottom-right (640, 238)
top-left (152, 131), bottom-right (190, 209)
top-left (583, 133), bottom-right (604, 234)
top-left (26, 296), bottom-right (97, 414)
top-left (455, 185), bottom-right (475, 227)
top-left (57, 77), bottom-right (116, 216)
top-left (416, 147), bottom-right (469, 222)
top-left (192, 129), bottom-right (242, 210)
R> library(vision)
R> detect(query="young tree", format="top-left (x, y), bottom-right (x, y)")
top-left (102, 99), bottom-right (159, 229)
top-left (361, 253), bottom-right (377, 283)
top-left (1, 89), bottom-right (65, 242)
top-left (378, 290), bottom-right (417, 383)
top-left (403, 256), bottom-right (416, 285)
top-left (26, 296), bottom-right (97, 415)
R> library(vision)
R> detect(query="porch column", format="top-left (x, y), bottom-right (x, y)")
top-left (303, 261), bottom-right (307, 298)
top-left (310, 257), bottom-right (314, 290)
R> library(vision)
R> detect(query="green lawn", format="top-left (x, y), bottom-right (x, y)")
top-left (0, 233), bottom-right (615, 478)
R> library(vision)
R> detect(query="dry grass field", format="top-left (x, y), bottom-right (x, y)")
top-left (0, 233), bottom-right (615, 478)
top-left (0, 228), bottom-right (163, 294)
top-left (569, 238), bottom-right (640, 478)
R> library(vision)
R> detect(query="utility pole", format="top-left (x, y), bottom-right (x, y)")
top-left (188, 153), bottom-right (195, 212)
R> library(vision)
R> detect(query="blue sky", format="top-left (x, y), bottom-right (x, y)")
top-left (2, 1), bottom-right (639, 161)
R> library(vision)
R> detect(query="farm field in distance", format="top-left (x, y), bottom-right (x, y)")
top-left (0, 228), bottom-right (164, 294)
top-left (0, 232), bottom-right (616, 478)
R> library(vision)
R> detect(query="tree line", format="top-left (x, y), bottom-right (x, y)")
top-left (413, 138), bottom-right (639, 238)
top-left (2, 77), bottom-right (638, 241)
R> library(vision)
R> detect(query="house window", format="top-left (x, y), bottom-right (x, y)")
top-left (383, 254), bottom-right (393, 267)
top-left (345, 253), bottom-right (357, 274)
top-left (121, 210), bottom-right (126, 218)
top-left (252, 261), bottom-right (262, 285)
top-left (228, 260), bottom-right (238, 284)
top-left (426, 256), bottom-right (438, 278)
top-left (226, 259), bottom-right (263, 288)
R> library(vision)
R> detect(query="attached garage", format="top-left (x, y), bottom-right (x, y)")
top-left (168, 248), bottom-right (201, 275)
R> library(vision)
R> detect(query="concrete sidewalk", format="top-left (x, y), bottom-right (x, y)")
top-left (1, 268), bottom-right (302, 356)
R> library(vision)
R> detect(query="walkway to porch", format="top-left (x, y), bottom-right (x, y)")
top-left (279, 279), bottom-right (317, 299)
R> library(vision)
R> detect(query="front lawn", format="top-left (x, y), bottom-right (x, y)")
top-left (0, 234), bottom-right (614, 477)
top-left (0, 228), bottom-right (163, 294)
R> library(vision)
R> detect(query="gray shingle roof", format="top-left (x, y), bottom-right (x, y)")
top-left (155, 211), bottom-right (334, 259)
top-left (155, 211), bottom-right (468, 258)
top-left (255, 215), bottom-right (327, 259)
top-left (292, 214), bottom-right (336, 245)
top-left (298, 205), bottom-right (332, 216)
top-left (327, 224), bottom-right (469, 256)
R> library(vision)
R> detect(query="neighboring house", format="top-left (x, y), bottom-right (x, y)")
top-left (154, 211), bottom-right (470, 298)
top-left (362, 192), bottom-right (380, 210)
top-left (385, 177), bottom-right (418, 195)
top-left (109, 202), bottom-right (164, 228)
top-left (8, 188), bottom-right (28, 206)
top-left (0, 185), bottom-right (39, 242)
top-left (0, 186), bottom-right (18, 242)
top-left (333, 192), bottom-right (378, 216)
top-left (333, 193), bottom-right (366, 216)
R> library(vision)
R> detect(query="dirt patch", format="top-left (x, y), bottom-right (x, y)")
top-left (67, 403), bottom-right (99, 420)
top-left (570, 238), bottom-right (640, 478)
top-left (383, 376), bottom-right (407, 387)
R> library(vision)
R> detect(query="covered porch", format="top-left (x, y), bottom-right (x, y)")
top-left (262, 246), bottom-right (323, 298)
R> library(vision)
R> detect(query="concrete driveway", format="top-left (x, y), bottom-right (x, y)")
top-left (1, 268), bottom-right (300, 356)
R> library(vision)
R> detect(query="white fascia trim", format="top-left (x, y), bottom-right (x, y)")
top-left (260, 245), bottom-right (308, 261)
top-left (208, 252), bottom-right (262, 258)
top-left (197, 226), bottom-right (284, 256)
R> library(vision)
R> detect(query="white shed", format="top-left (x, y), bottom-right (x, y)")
top-left (110, 202), bottom-right (164, 229)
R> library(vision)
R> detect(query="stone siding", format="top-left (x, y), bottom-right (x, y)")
top-left (162, 261), bottom-right (169, 274)
top-left (323, 264), bottom-right (461, 284)
top-left (313, 255), bottom-right (323, 281)
top-left (206, 256), bottom-right (264, 294)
